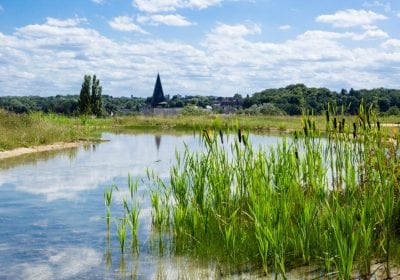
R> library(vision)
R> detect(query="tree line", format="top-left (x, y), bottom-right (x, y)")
top-left (1, 82), bottom-right (400, 116)
top-left (243, 84), bottom-right (400, 115)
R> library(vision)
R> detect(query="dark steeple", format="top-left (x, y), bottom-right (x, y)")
top-left (151, 73), bottom-right (165, 107)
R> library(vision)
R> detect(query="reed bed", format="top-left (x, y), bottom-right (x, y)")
top-left (146, 105), bottom-right (400, 279)
top-left (105, 105), bottom-right (400, 279)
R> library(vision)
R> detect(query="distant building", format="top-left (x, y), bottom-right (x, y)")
top-left (151, 73), bottom-right (166, 108)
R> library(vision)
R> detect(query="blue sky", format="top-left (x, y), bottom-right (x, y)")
top-left (0, 0), bottom-right (400, 97)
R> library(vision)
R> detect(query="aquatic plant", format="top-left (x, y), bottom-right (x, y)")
top-left (123, 198), bottom-right (140, 249)
top-left (104, 104), bottom-right (400, 278)
top-left (145, 104), bottom-right (400, 278)
top-left (116, 217), bottom-right (128, 253)
top-left (104, 178), bottom-right (141, 254)
top-left (104, 184), bottom-right (118, 229)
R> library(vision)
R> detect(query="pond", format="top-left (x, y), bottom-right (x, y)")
top-left (0, 132), bottom-right (284, 279)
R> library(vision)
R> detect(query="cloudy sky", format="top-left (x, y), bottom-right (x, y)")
top-left (0, 0), bottom-right (399, 97)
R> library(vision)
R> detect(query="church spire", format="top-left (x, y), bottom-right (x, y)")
top-left (151, 73), bottom-right (165, 108)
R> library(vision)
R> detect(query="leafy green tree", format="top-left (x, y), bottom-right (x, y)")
top-left (91, 75), bottom-right (103, 116)
top-left (78, 74), bottom-right (103, 116)
top-left (78, 75), bottom-right (92, 115)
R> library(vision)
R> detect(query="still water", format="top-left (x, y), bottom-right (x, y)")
top-left (0, 133), bottom-right (282, 279)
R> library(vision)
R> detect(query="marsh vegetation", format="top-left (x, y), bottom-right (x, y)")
top-left (107, 105), bottom-right (400, 279)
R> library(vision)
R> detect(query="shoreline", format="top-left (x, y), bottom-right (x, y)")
top-left (0, 141), bottom-right (91, 160)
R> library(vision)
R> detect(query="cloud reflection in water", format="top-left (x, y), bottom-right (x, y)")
top-left (0, 133), bottom-right (197, 202)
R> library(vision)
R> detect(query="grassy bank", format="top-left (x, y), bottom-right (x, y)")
top-left (36, 113), bottom-right (400, 133)
top-left (63, 113), bottom-right (400, 134)
top-left (1, 109), bottom-right (399, 151)
top-left (0, 110), bottom-right (98, 151)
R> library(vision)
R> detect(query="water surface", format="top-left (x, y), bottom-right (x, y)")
top-left (0, 132), bottom-right (283, 279)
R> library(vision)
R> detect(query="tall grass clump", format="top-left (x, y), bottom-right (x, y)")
top-left (147, 104), bottom-right (400, 278)
top-left (0, 110), bottom-right (97, 151)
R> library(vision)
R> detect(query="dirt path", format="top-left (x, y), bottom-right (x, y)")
top-left (0, 141), bottom-right (89, 160)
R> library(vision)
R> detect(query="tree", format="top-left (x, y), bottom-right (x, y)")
top-left (78, 75), bottom-right (91, 115)
top-left (78, 74), bottom-right (103, 116)
top-left (91, 75), bottom-right (102, 116)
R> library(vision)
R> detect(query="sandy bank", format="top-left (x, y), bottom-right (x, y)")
top-left (0, 141), bottom-right (89, 160)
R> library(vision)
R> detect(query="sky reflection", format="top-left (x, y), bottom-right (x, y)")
top-left (0, 132), bottom-right (284, 279)
top-left (0, 133), bottom-right (199, 201)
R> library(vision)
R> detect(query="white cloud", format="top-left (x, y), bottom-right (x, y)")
top-left (132, 0), bottom-right (222, 13)
top-left (0, 18), bottom-right (399, 98)
top-left (203, 22), bottom-right (400, 92)
top-left (297, 28), bottom-right (388, 41)
top-left (91, 0), bottom-right (105, 4)
top-left (353, 28), bottom-right (389, 40)
top-left (279, 25), bottom-right (291, 31)
top-left (46, 17), bottom-right (86, 27)
top-left (363, 1), bottom-right (391, 12)
top-left (108, 16), bottom-right (147, 33)
top-left (297, 30), bottom-right (353, 41)
top-left (381, 39), bottom-right (400, 49)
top-left (137, 14), bottom-right (193, 26)
top-left (211, 22), bottom-right (261, 37)
top-left (0, 5), bottom-right (3, 12)
top-left (316, 9), bottom-right (387, 28)
top-left (397, 12), bottom-right (400, 18)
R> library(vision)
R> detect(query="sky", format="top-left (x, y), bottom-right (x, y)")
top-left (0, 0), bottom-right (399, 97)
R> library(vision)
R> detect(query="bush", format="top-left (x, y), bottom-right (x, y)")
top-left (181, 105), bottom-right (210, 116)
top-left (386, 106), bottom-right (400, 116)
top-left (243, 103), bottom-right (286, 116)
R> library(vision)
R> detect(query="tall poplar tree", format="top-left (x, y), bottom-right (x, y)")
top-left (78, 74), bottom-right (103, 116)
top-left (78, 75), bottom-right (91, 115)
top-left (91, 75), bottom-right (102, 116)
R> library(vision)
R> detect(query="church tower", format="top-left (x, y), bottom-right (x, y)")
top-left (151, 73), bottom-right (166, 108)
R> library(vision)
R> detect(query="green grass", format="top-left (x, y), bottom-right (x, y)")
top-left (86, 113), bottom-right (400, 134)
top-left (0, 110), bottom-right (98, 151)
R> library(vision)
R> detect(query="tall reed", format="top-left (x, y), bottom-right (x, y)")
top-left (146, 104), bottom-right (400, 278)
top-left (104, 177), bottom-right (141, 254)
top-left (104, 184), bottom-right (118, 229)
